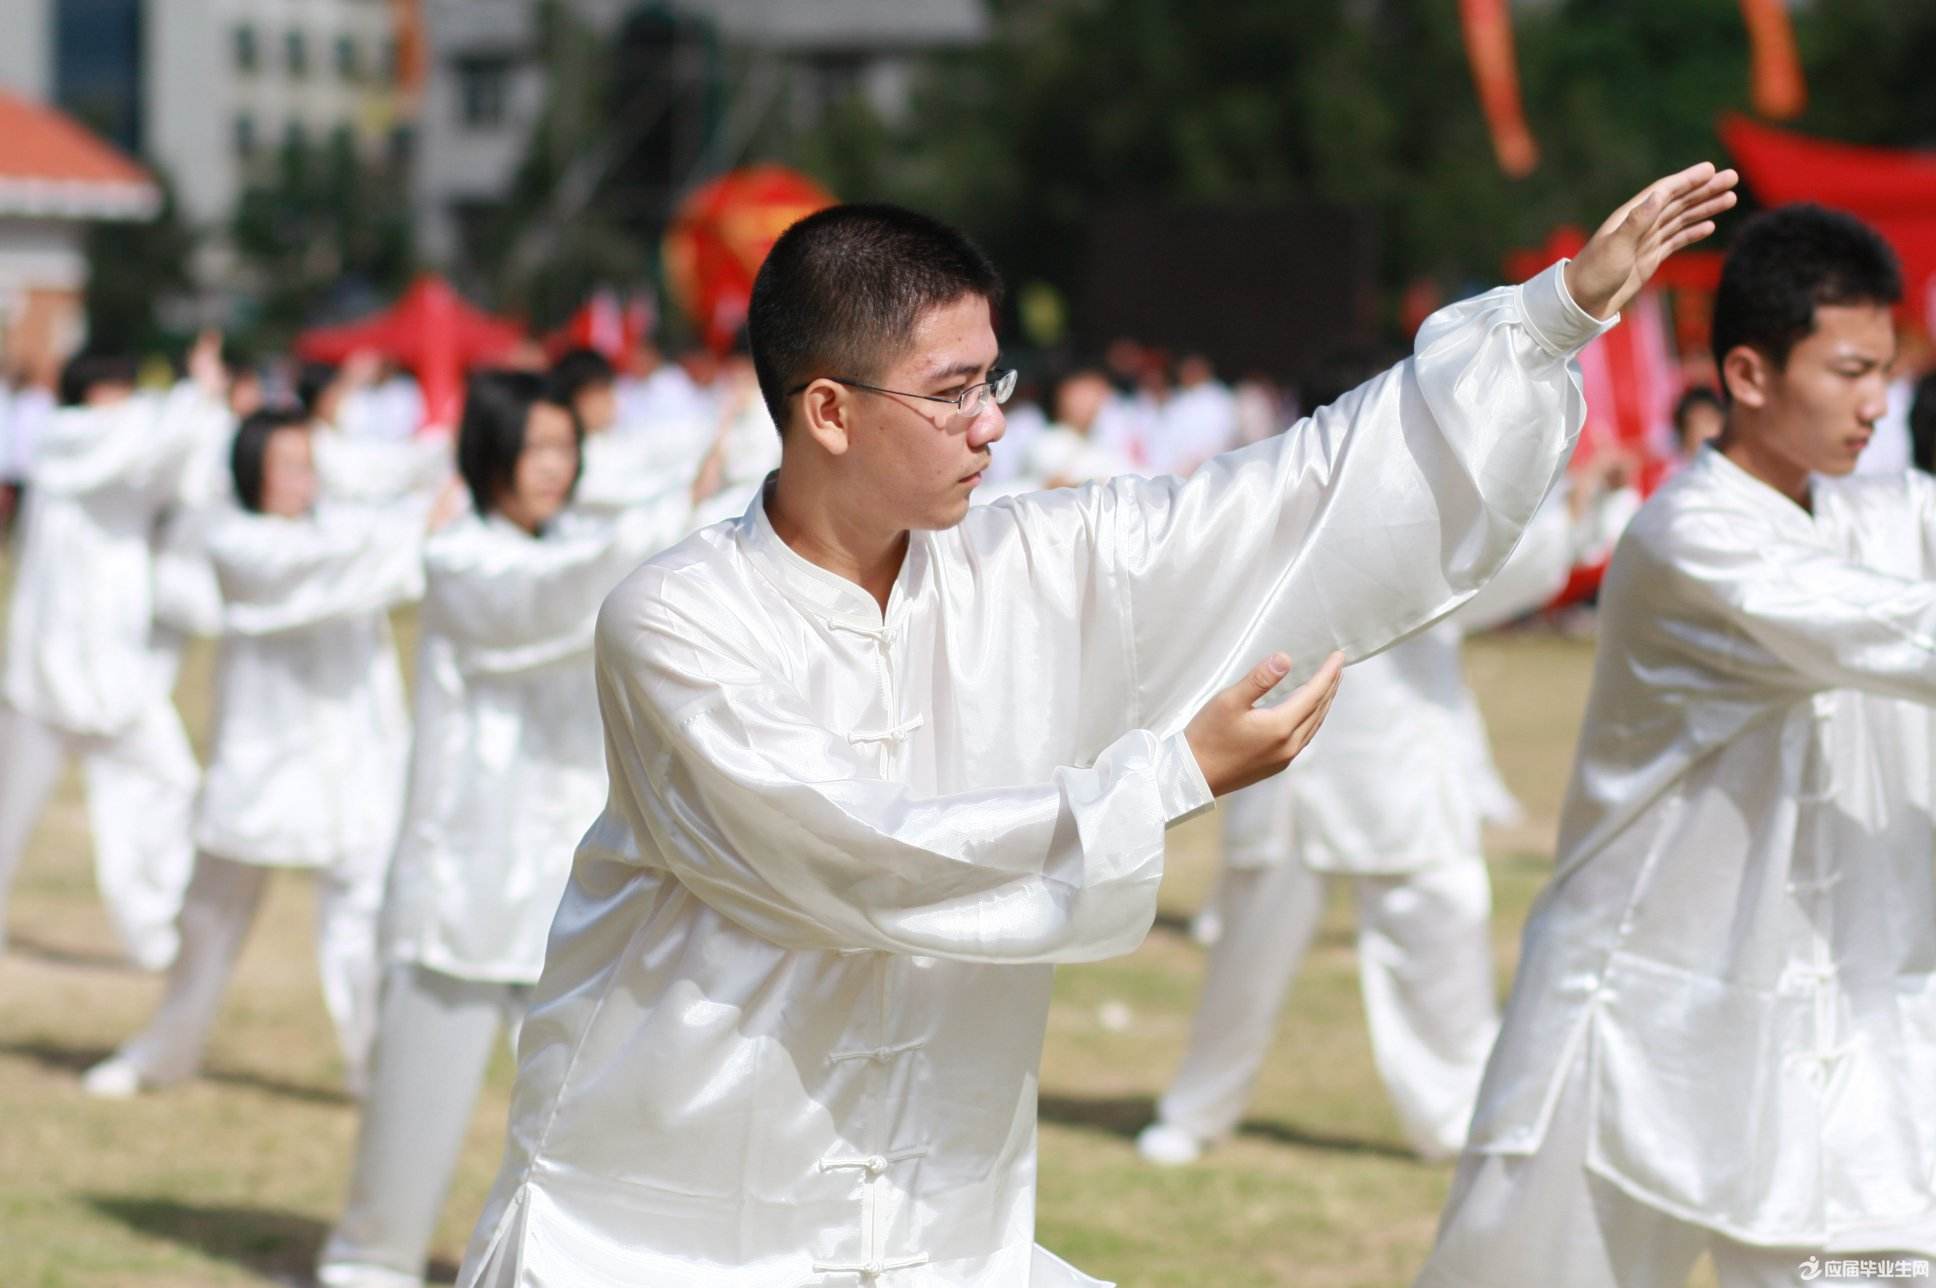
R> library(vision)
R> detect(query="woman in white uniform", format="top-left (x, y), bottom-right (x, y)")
top-left (84, 408), bottom-right (430, 1098)
top-left (317, 372), bottom-right (697, 1287)
top-left (0, 345), bottom-right (230, 969)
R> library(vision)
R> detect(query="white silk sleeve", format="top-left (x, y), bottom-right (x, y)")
top-left (211, 508), bottom-right (426, 635)
top-left (1638, 505), bottom-right (1936, 704)
top-left (593, 591), bottom-right (1212, 962)
top-left (1089, 262), bottom-right (1609, 734)
top-left (424, 506), bottom-right (683, 676)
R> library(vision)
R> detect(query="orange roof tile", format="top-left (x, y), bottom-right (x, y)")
top-left (0, 90), bottom-right (158, 220)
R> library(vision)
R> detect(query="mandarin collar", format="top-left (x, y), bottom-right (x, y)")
top-left (1695, 446), bottom-right (1824, 534)
top-left (741, 481), bottom-right (927, 634)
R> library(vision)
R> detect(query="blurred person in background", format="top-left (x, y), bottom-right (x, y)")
top-left (1670, 385), bottom-right (1725, 460)
top-left (1151, 353), bottom-right (1240, 476)
top-left (0, 337), bottom-right (231, 970)
top-left (302, 355), bottom-right (456, 508)
top-left (82, 409), bottom-right (445, 1099)
top-left (318, 371), bottom-right (706, 1288)
top-left (1020, 369), bottom-right (1139, 488)
top-left (0, 360), bottom-right (56, 540)
top-left (1142, 389), bottom-right (1576, 1168)
top-left (553, 348), bottom-right (731, 519)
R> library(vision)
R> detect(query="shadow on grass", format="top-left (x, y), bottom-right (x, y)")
top-left (1038, 1091), bottom-right (1416, 1161)
top-left (86, 1195), bottom-right (459, 1285)
top-left (0, 1038), bottom-right (351, 1107)
top-left (1147, 911), bottom-right (1356, 953)
top-left (4, 929), bottom-right (140, 972)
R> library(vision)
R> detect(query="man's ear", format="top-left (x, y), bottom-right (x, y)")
top-left (1720, 344), bottom-right (1774, 411)
top-left (797, 378), bottom-right (853, 456)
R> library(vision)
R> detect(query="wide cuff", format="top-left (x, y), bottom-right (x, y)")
top-left (1156, 730), bottom-right (1215, 825)
top-left (1517, 259), bottom-right (1618, 357)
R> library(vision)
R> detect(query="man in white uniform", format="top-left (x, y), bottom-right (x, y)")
top-left (1419, 205), bottom-right (1936, 1286)
top-left (460, 167), bottom-right (1734, 1288)
top-left (1139, 490), bottom-right (1573, 1167)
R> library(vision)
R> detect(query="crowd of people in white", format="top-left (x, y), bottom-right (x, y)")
top-left (4, 167), bottom-right (1936, 1287)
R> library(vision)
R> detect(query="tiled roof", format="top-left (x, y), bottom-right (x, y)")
top-left (0, 91), bottom-right (159, 220)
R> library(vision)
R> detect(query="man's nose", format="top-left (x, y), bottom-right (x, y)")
top-left (968, 404), bottom-right (1006, 450)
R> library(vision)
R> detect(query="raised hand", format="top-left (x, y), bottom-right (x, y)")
top-left (1185, 651), bottom-right (1345, 798)
top-left (1564, 162), bottom-right (1740, 320)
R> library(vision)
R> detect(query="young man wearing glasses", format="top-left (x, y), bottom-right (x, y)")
top-left (456, 168), bottom-right (1734, 1288)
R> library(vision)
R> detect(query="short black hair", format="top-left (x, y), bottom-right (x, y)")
top-left (58, 351), bottom-right (138, 407)
top-left (230, 407), bottom-right (310, 513)
top-left (296, 362), bottom-right (340, 416)
top-left (548, 347), bottom-right (616, 408)
top-left (748, 203), bottom-right (1003, 431)
top-left (457, 369), bottom-right (583, 516)
top-left (1672, 386), bottom-right (1723, 430)
top-left (1910, 370), bottom-right (1936, 476)
top-left (1711, 205), bottom-right (1901, 374)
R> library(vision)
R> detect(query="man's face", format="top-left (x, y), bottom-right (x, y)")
top-left (844, 293), bottom-right (1006, 531)
top-left (1730, 302), bottom-right (1895, 478)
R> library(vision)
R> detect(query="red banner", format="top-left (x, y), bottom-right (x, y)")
top-left (1738, 0), bottom-right (1805, 120)
top-left (1459, 0), bottom-right (1537, 178)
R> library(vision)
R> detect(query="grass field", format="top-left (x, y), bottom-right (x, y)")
top-left (0, 577), bottom-right (1600, 1287)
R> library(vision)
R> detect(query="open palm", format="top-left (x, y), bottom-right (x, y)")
top-left (1564, 162), bottom-right (1740, 320)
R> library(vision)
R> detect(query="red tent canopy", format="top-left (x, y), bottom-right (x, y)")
top-left (1721, 114), bottom-right (1936, 333)
top-left (295, 275), bottom-right (527, 431)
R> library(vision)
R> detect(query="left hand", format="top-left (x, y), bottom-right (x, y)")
top-left (1565, 162), bottom-right (1739, 320)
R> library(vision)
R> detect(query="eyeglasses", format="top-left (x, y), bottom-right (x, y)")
top-left (790, 367), bottom-right (1018, 419)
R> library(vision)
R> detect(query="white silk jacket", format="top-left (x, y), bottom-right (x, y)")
top-left (193, 504), bottom-right (425, 867)
top-left (459, 264), bottom-right (1609, 1288)
top-left (1467, 447), bottom-right (1936, 1251)
top-left (382, 500), bottom-right (694, 984)
top-left (3, 387), bottom-right (225, 733)
top-left (1224, 490), bottom-right (1576, 874)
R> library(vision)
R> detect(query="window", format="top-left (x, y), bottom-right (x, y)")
top-left (455, 55), bottom-right (512, 130)
top-left (233, 25), bottom-right (258, 74)
top-left (233, 113), bottom-right (257, 160)
top-left (336, 35), bottom-right (360, 82)
top-left (284, 120), bottom-right (308, 155)
top-left (286, 30), bottom-right (308, 79)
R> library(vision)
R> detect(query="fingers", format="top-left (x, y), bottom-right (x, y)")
top-left (1264, 650), bottom-right (1342, 733)
top-left (1229, 651), bottom-right (1293, 708)
top-left (1649, 171), bottom-right (1738, 237)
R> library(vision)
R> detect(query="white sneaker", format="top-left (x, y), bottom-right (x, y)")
top-left (1136, 1121), bottom-right (1204, 1167)
top-left (81, 1055), bottom-right (146, 1099)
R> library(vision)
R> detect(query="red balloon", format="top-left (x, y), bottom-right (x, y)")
top-left (663, 166), bottom-right (835, 354)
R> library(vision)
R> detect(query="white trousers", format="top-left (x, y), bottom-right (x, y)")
top-left (113, 849), bottom-right (387, 1090)
top-left (1157, 853), bottom-right (1500, 1159)
top-left (1418, 1061), bottom-right (1924, 1287)
top-left (0, 700), bottom-right (197, 970)
top-left (318, 963), bottom-right (527, 1288)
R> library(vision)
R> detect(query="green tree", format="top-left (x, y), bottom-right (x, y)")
top-left (82, 171), bottom-right (196, 354)
top-left (230, 128), bottom-right (414, 350)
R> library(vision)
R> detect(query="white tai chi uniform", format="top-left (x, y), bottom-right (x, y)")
top-left (318, 499), bottom-right (696, 1288)
top-left (1419, 447), bottom-right (1936, 1286)
top-left (99, 502), bottom-right (425, 1092)
top-left (0, 386), bottom-right (228, 968)
top-left (455, 263), bottom-right (1608, 1288)
top-left (1153, 494), bottom-right (1573, 1161)
top-left (313, 429), bottom-right (454, 508)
